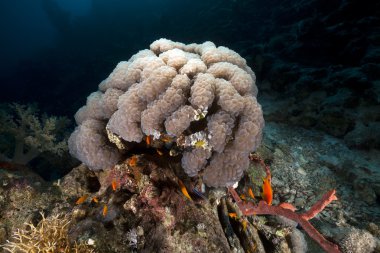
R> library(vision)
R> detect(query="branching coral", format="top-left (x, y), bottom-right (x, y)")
top-left (2, 213), bottom-right (95, 253)
top-left (228, 187), bottom-right (341, 253)
top-left (0, 103), bottom-right (69, 165)
top-left (229, 155), bottom-right (341, 253)
top-left (68, 38), bottom-right (264, 187)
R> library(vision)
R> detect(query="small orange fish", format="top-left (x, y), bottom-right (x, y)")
top-left (228, 212), bottom-right (238, 219)
top-left (102, 205), bottom-right (108, 217)
top-left (111, 179), bottom-right (119, 191)
top-left (240, 194), bottom-right (246, 201)
top-left (145, 135), bottom-right (151, 146)
top-left (261, 176), bottom-right (273, 205)
top-left (178, 179), bottom-right (193, 201)
top-left (248, 188), bottom-right (255, 199)
top-left (128, 156), bottom-right (138, 167)
top-left (76, 195), bottom-right (88, 205)
top-left (92, 197), bottom-right (99, 203)
top-left (156, 149), bottom-right (163, 156)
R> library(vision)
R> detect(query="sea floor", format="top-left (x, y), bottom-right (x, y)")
top-left (0, 122), bottom-right (379, 252)
top-left (263, 122), bottom-right (380, 225)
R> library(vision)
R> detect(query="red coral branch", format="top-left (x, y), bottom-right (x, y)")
top-left (228, 187), bottom-right (341, 253)
top-left (301, 190), bottom-right (338, 220)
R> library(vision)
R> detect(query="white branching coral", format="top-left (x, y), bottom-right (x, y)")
top-left (2, 213), bottom-right (95, 253)
top-left (126, 228), bottom-right (138, 249)
top-left (0, 103), bottom-right (70, 165)
top-left (68, 38), bottom-right (264, 187)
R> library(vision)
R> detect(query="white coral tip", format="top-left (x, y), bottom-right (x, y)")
top-left (87, 238), bottom-right (95, 246)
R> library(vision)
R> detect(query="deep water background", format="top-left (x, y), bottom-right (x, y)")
top-left (0, 0), bottom-right (379, 179)
top-left (1, 0), bottom-right (252, 116)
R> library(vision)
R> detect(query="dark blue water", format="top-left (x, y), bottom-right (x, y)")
top-left (2, 0), bottom-right (376, 116)
top-left (0, 0), bottom-right (248, 116)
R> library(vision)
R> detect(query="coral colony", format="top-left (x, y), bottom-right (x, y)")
top-left (66, 39), bottom-right (340, 251)
top-left (0, 103), bottom-right (69, 165)
top-left (68, 38), bottom-right (264, 187)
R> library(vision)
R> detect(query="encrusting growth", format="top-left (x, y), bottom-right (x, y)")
top-left (68, 38), bottom-right (265, 187)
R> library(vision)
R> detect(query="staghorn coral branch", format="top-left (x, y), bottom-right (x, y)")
top-left (228, 187), bottom-right (341, 253)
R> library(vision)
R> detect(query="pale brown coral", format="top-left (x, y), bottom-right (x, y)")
top-left (214, 78), bottom-right (245, 116)
top-left (181, 148), bottom-right (212, 177)
top-left (207, 111), bottom-right (235, 153)
top-left (207, 62), bottom-right (253, 95)
top-left (201, 46), bottom-right (247, 68)
top-left (75, 89), bottom-right (123, 124)
top-left (98, 61), bottom-right (130, 91)
top-left (141, 74), bottom-right (191, 136)
top-left (203, 148), bottom-right (250, 187)
top-left (68, 38), bottom-right (264, 187)
top-left (107, 84), bottom-right (146, 143)
top-left (189, 73), bottom-right (216, 110)
top-left (164, 105), bottom-right (197, 137)
top-left (68, 119), bottom-right (122, 171)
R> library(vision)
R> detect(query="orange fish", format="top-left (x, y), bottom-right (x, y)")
top-left (248, 188), bottom-right (255, 199)
top-left (240, 194), bottom-right (246, 201)
top-left (261, 176), bottom-right (273, 205)
top-left (76, 195), bottom-right (88, 205)
top-left (228, 212), bottom-right (238, 219)
top-left (128, 156), bottom-right (138, 167)
top-left (178, 179), bottom-right (193, 201)
top-left (111, 179), bottom-right (119, 191)
top-left (102, 205), bottom-right (108, 217)
top-left (145, 135), bottom-right (151, 146)
top-left (156, 149), bottom-right (163, 156)
top-left (92, 197), bottom-right (99, 203)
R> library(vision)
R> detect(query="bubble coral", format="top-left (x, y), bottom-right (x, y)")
top-left (68, 38), bottom-right (264, 187)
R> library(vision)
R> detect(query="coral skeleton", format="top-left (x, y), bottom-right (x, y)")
top-left (68, 38), bottom-right (264, 187)
top-left (126, 228), bottom-right (138, 249)
top-left (2, 213), bottom-right (95, 253)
